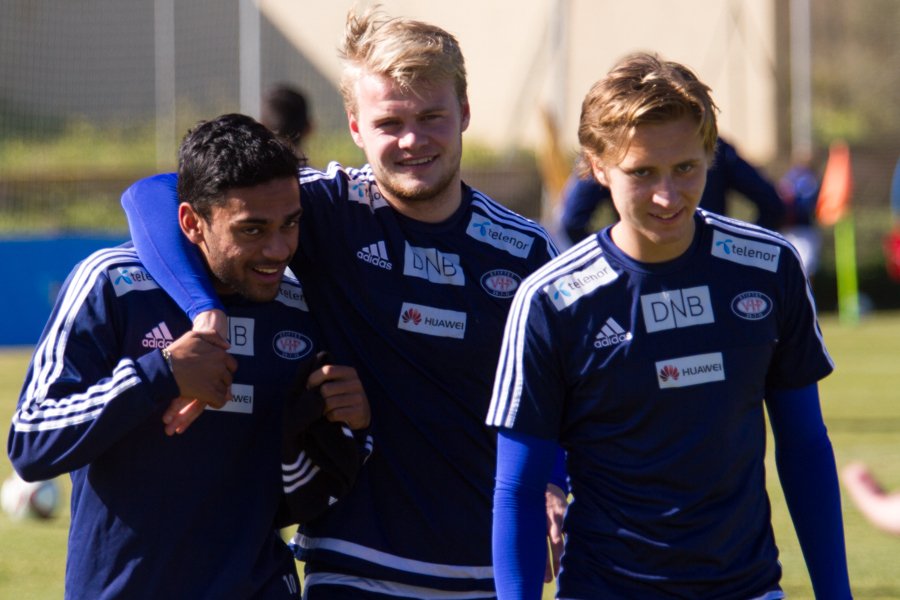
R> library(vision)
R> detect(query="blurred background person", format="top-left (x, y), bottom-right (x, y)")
top-left (842, 461), bottom-right (900, 535)
top-left (884, 155), bottom-right (900, 282)
top-left (777, 150), bottom-right (822, 278)
top-left (261, 83), bottom-right (314, 158)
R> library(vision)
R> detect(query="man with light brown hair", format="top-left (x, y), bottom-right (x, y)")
top-left (490, 52), bottom-right (851, 599)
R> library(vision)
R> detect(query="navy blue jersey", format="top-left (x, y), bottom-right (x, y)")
top-left (488, 211), bottom-right (832, 599)
top-left (290, 163), bottom-right (557, 597)
top-left (8, 245), bottom-right (320, 600)
top-left (121, 165), bottom-right (558, 598)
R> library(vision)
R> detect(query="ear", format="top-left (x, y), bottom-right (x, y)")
top-left (179, 203), bottom-right (205, 245)
top-left (459, 98), bottom-right (471, 133)
top-left (347, 109), bottom-right (365, 149)
top-left (590, 156), bottom-right (610, 188)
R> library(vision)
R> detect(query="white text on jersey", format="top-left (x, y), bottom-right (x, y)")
top-left (397, 302), bottom-right (467, 339)
top-left (711, 231), bottom-right (781, 272)
top-left (544, 257), bottom-right (618, 311)
top-left (403, 242), bottom-right (465, 286)
top-left (110, 266), bottom-right (158, 296)
top-left (656, 352), bottom-right (725, 389)
top-left (357, 241), bottom-right (393, 270)
top-left (641, 286), bottom-right (715, 333)
top-left (227, 317), bottom-right (255, 356)
top-left (465, 214), bottom-right (534, 258)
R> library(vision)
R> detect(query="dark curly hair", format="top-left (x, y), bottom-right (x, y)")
top-left (177, 113), bottom-right (300, 219)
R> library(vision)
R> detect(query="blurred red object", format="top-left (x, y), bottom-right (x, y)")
top-left (884, 229), bottom-right (900, 282)
top-left (817, 141), bottom-right (853, 227)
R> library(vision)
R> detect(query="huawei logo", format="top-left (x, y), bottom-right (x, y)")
top-left (659, 365), bottom-right (680, 382)
top-left (401, 308), bottom-right (422, 325)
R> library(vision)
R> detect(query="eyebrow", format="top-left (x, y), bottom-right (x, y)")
top-left (236, 208), bottom-right (303, 225)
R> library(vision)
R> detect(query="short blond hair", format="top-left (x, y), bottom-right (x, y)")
top-left (577, 52), bottom-right (718, 177)
top-left (339, 4), bottom-right (468, 116)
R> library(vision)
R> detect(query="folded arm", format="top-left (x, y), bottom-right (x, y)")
top-left (8, 268), bottom-right (179, 480)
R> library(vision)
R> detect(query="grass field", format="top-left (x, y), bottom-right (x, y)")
top-left (2, 312), bottom-right (900, 598)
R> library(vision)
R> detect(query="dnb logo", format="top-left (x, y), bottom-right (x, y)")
top-left (640, 286), bottom-right (713, 333)
top-left (273, 331), bottom-right (313, 360)
top-left (731, 291), bottom-right (773, 320)
top-left (480, 269), bottom-right (521, 299)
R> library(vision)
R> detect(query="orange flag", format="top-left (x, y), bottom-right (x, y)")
top-left (816, 140), bottom-right (853, 226)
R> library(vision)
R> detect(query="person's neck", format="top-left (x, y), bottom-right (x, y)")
top-left (206, 265), bottom-right (235, 298)
top-left (212, 281), bottom-right (237, 298)
top-left (383, 183), bottom-right (463, 224)
top-left (610, 221), bottom-right (696, 263)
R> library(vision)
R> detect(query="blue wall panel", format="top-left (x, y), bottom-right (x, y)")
top-left (0, 235), bottom-right (128, 346)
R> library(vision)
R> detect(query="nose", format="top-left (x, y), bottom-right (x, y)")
top-left (652, 176), bottom-right (679, 206)
top-left (262, 232), bottom-right (294, 262)
top-left (397, 126), bottom-right (423, 150)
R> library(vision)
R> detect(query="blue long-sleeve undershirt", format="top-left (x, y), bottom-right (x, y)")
top-left (493, 429), bottom-right (556, 600)
top-left (120, 173), bottom-right (224, 320)
top-left (766, 384), bottom-right (852, 599)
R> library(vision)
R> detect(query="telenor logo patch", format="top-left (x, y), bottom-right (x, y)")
top-left (466, 215), bottom-right (534, 258)
top-left (111, 266), bottom-right (158, 296)
top-left (712, 231), bottom-right (780, 272)
top-left (276, 281), bottom-right (308, 311)
top-left (543, 257), bottom-right (618, 311)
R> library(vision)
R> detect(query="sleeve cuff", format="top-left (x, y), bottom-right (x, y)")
top-left (134, 348), bottom-right (181, 407)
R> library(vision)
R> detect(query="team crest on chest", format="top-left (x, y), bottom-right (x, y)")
top-left (731, 291), bottom-right (773, 320)
top-left (273, 331), bottom-right (313, 360)
top-left (480, 269), bottom-right (521, 298)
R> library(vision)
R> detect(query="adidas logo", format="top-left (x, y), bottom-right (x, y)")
top-left (356, 241), bottom-right (392, 270)
top-left (593, 317), bottom-right (632, 349)
top-left (142, 322), bottom-right (175, 349)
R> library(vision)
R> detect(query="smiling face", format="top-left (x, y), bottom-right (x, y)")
top-left (347, 72), bottom-right (470, 223)
top-left (592, 115), bottom-right (710, 263)
top-left (181, 176), bottom-right (302, 302)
